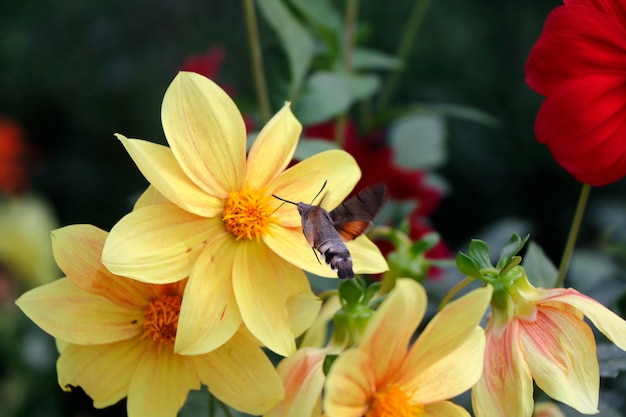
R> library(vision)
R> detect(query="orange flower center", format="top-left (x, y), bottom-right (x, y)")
top-left (366, 384), bottom-right (424, 417)
top-left (222, 184), bottom-right (276, 240)
top-left (142, 294), bottom-right (182, 347)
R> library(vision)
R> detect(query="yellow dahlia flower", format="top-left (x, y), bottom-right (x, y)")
top-left (16, 224), bottom-right (283, 417)
top-left (324, 279), bottom-right (492, 417)
top-left (101, 71), bottom-right (387, 356)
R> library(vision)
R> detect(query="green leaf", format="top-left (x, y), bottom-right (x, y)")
top-left (456, 251), bottom-right (483, 278)
top-left (293, 138), bottom-right (339, 161)
top-left (389, 115), bottom-right (447, 169)
top-left (496, 234), bottom-right (529, 270)
top-left (468, 239), bottom-right (492, 269)
top-left (408, 103), bottom-right (501, 129)
top-left (351, 47), bottom-right (402, 70)
top-left (292, 71), bottom-right (352, 124)
top-left (256, 0), bottom-right (315, 99)
top-left (346, 73), bottom-right (380, 101)
top-left (285, 0), bottom-right (341, 33)
top-left (523, 241), bottom-right (558, 288)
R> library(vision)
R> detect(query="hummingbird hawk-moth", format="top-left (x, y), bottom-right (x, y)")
top-left (272, 181), bottom-right (387, 279)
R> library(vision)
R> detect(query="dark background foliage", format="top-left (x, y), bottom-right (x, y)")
top-left (1, 0), bottom-right (625, 416)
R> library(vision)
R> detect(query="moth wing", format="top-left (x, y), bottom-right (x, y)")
top-left (330, 183), bottom-right (387, 241)
top-left (335, 220), bottom-right (371, 241)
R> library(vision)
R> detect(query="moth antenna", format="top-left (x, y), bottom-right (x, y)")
top-left (310, 180), bottom-right (328, 204)
top-left (271, 194), bottom-right (297, 205)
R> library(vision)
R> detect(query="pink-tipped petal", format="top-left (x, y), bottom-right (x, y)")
top-left (472, 321), bottom-right (534, 417)
top-left (520, 306), bottom-right (599, 414)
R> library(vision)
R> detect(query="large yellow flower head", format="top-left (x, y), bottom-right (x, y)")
top-left (101, 71), bottom-right (387, 357)
top-left (324, 279), bottom-right (492, 417)
top-left (472, 268), bottom-right (626, 417)
top-left (15, 224), bottom-right (284, 417)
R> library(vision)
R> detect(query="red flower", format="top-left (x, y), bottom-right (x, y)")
top-left (526, 0), bottom-right (626, 185)
top-left (0, 118), bottom-right (30, 194)
top-left (179, 47), bottom-right (225, 80)
top-left (179, 47), bottom-right (254, 132)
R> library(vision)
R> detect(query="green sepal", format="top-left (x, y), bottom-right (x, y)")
top-left (468, 239), bottom-right (492, 269)
top-left (456, 251), bottom-right (483, 279)
top-left (323, 354), bottom-right (339, 376)
top-left (496, 233), bottom-right (530, 270)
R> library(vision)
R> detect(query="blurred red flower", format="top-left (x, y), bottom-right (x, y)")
top-left (0, 118), bottom-right (29, 194)
top-left (179, 47), bottom-right (225, 81)
top-left (526, 0), bottom-right (626, 185)
top-left (179, 47), bottom-right (254, 131)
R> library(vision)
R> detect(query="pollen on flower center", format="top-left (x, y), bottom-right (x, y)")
top-left (222, 184), bottom-right (277, 240)
top-left (142, 294), bottom-right (182, 347)
top-left (367, 384), bottom-right (424, 417)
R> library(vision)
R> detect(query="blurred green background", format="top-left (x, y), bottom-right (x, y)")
top-left (1, 0), bottom-right (625, 416)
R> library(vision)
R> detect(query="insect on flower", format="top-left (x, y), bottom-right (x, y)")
top-left (273, 181), bottom-right (387, 279)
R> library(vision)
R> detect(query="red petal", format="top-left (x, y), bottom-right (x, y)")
top-left (534, 73), bottom-right (626, 185)
top-left (526, 5), bottom-right (626, 95)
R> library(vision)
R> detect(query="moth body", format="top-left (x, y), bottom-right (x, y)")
top-left (273, 182), bottom-right (387, 279)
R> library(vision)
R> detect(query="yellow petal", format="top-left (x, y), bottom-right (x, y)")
top-left (133, 185), bottom-right (170, 210)
top-left (300, 296), bottom-right (341, 348)
top-left (406, 327), bottom-right (485, 403)
top-left (269, 150), bottom-right (360, 227)
top-left (401, 286), bottom-right (492, 378)
top-left (346, 235), bottom-right (389, 275)
top-left (265, 347), bottom-right (326, 417)
top-left (127, 342), bottom-right (200, 417)
top-left (175, 236), bottom-right (242, 355)
top-left (117, 134), bottom-right (224, 217)
top-left (422, 401), bottom-right (472, 417)
top-left (324, 349), bottom-right (374, 417)
top-left (52, 224), bottom-right (152, 308)
top-left (232, 240), bottom-right (314, 356)
top-left (195, 328), bottom-right (284, 415)
top-left (264, 224), bottom-right (340, 278)
top-left (520, 307), bottom-right (599, 413)
top-left (246, 103), bottom-right (301, 189)
top-left (547, 288), bottom-right (626, 351)
top-left (102, 205), bottom-right (222, 283)
top-left (286, 291), bottom-right (322, 338)
top-left (16, 278), bottom-right (143, 344)
top-left (57, 338), bottom-right (145, 408)
top-left (162, 71), bottom-right (246, 195)
top-left (471, 322), bottom-right (534, 417)
top-left (360, 278), bottom-right (427, 385)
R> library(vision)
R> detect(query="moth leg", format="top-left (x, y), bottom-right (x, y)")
top-left (311, 247), bottom-right (322, 264)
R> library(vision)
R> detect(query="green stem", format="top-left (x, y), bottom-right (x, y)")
top-left (208, 391), bottom-right (216, 417)
top-left (334, 0), bottom-right (360, 147)
top-left (377, 0), bottom-right (431, 111)
top-left (244, 0), bottom-right (271, 123)
top-left (555, 182), bottom-right (592, 287)
top-left (438, 276), bottom-right (476, 312)
top-left (217, 400), bottom-right (235, 417)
